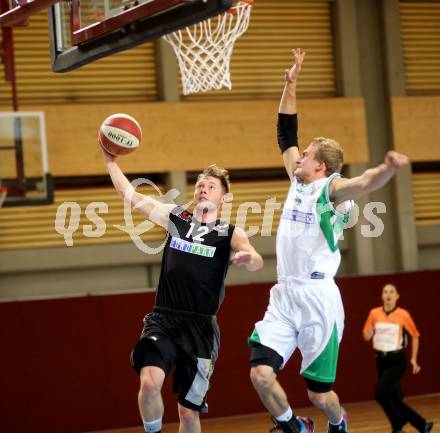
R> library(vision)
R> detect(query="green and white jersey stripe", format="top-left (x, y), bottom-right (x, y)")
top-left (317, 173), bottom-right (351, 253)
top-left (276, 173), bottom-right (352, 280)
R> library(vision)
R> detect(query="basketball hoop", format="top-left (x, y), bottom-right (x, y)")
top-left (0, 185), bottom-right (7, 208)
top-left (163, 0), bottom-right (253, 95)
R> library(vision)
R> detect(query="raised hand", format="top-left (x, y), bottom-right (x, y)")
top-left (99, 138), bottom-right (117, 162)
top-left (284, 48), bottom-right (306, 83)
top-left (384, 150), bottom-right (409, 170)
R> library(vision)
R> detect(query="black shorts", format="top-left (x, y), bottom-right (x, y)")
top-left (130, 307), bottom-right (220, 412)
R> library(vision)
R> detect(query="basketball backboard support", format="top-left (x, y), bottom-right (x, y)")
top-left (0, 0), bottom-right (56, 27)
top-left (47, 0), bottom-right (232, 72)
top-left (0, 112), bottom-right (53, 207)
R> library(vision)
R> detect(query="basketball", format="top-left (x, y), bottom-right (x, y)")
top-left (99, 113), bottom-right (142, 156)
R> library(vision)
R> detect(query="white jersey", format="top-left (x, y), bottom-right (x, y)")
top-left (276, 173), bottom-right (352, 280)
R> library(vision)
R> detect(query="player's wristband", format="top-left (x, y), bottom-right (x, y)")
top-left (277, 113), bottom-right (298, 153)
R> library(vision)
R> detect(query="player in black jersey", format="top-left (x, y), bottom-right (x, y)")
top-left (102, 148), bottom-right (263, 433)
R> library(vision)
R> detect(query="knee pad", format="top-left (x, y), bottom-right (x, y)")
top-left (250, 342), bottom-right (283, 373)
top-left (304, 376), bottom-right (334, 393)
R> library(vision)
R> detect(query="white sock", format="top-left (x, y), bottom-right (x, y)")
top-left (143, 417), bottom-right (162, 433)
top-left (276, 407), bottom-right (293, 422)
top-left (329, 414), bottom-right (344, 426)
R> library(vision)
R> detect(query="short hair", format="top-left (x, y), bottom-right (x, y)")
top-left (311, 137), bottom-right (344, 176)
top-left (197, 164), bottom-right (231, 193)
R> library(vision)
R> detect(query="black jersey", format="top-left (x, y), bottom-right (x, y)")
top-left (155, 206), bottom-right (235, 316)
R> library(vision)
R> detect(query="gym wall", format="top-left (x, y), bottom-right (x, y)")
top-left (1, 270), bottom-right (439, 433)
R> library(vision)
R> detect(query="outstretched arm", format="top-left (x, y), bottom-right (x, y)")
top-left (278, 48), bottom-right (305, 180)
top-left (230, 227), bottom-right (263, 272)
top-left (330, 151), bottom-right (410, 206)
top-left (101, 147), bottom-right (175, 228)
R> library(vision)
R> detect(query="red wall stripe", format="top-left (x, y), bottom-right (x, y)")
top-left (1, 270), bottom-right (439, 433)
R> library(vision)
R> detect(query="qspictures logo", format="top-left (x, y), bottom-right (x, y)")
top-left (54, 177), bottom-right (387, 253)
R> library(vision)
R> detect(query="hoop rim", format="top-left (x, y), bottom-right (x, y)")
top-left (227, 0), bottom-right (253, 14)
top-left (163, 0), bottom-right (253, 95)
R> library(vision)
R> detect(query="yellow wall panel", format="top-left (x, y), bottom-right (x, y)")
top-left (400, 1), bottom-right (440, 95)
top-left (0, 180), bottom-right (293, 250)
top-left (412, 172), bottom-right (440, 226)
top-left (0, 97), bottom-right (368, 177)
top-left (391, 96), bottom-right (440, 161)
top-left (0, 186), bottom-right (165, 250)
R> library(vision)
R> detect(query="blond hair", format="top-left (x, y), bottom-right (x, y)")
top-left (311, 137), bottom-right (344, 176)
top-left (197, 164), bottom-right (231, 193)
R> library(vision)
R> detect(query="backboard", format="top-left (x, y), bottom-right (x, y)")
top-left (0, 112), bottom-right (53, 206)
top-left (48, 0), bottom-right (232, 72)
top-left (0, 0), bottom-right (232, 71)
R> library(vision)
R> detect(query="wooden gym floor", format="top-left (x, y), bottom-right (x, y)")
top-left (88, 393), bottom-right (439, 433)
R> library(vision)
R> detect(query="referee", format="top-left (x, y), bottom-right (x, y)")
top-left (363, 284), bottom-right (433, 433)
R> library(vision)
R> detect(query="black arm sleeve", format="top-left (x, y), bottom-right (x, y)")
top-left (277, 113), bottom-right (298, 153)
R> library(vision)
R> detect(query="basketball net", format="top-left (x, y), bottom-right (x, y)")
top-left (163, 0), bottom-right (253, 95)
